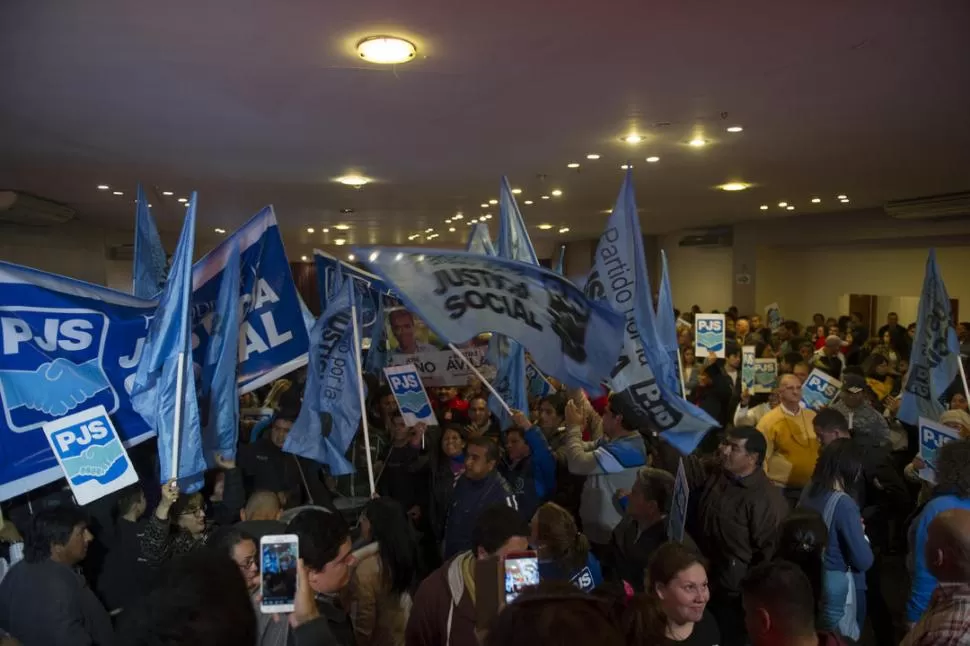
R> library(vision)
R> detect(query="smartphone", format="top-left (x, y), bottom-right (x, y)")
top-left (260, 534), bottom-right (299, 614)
top-left (503, 550), bottom-right (540, 604)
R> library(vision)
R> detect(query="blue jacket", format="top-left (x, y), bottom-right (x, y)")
top-left (499, 427), bottom-right (557, 521)
top-left (539, 552), bottom-right (603, 593)
top-left (800, 490), bottom-right (874, 592)
top-left (907, 493), bottom-right (970, 621)
top-left (443, 471), bottom-right (514, 559)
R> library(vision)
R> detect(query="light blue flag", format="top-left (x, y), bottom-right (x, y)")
top-left (554, 245), bottom-right (566, 275)
top-left (363, 294), bottom-right (387, 375)
top-left (356, 247), bottom-right (624, 393)
top-left (466, 223), bottom-right (497, 256)
top-left (898, 250), bottom-right (962, 426)
top-left (200, 241), bottom-right (241, 465)
top-left (656, 251), bottom-right (683, 396)
top-left (587, 171), bottom-right (716, 454)
top-left (131, 193), bottom-right (206, 490)
top-left (132, 184), bottom-right (166, 299)
top-left (283, 266), bottom-right (363, 476)
top-left (497, 176), bottom-right (539, 264)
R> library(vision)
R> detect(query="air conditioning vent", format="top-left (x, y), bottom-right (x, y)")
top-left (0, 191), bottom-right (76, 225)
top-left (884, 192), bottom-right (970, 220)
top-left (108, 243), bottom-right (134, 261)
top-left (679, 229), bottom-right (732, 247)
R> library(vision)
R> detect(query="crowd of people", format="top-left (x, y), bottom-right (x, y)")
top-left (0, 306), bottom-right (969, 646)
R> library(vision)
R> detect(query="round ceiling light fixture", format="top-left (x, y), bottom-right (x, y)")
top-left (718, 182), bottom-right (749, 191)
top-left (688, 138), bottom-right (707, 147)
top-left (646, 156), bottom-right (660, 163)
top-left (336, 175), bottom-right (371, 187)
top-left (537, 224), bottom-right (553, 230)
top-left (356, 36), bottom-right (416, 65)
top-left (586, 153), bottom-right (601, 160)
top-left (726, 126), bottom-right (744, 133)
top-left (621, 134), bottom-right (643, 144)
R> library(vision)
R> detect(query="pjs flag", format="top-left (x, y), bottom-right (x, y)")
top-left (132, 184), bottom-right (166, 299)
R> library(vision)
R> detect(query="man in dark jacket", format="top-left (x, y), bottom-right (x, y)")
top-left (668, 426), bottom-right (787, 646)
top-left (96, 483), bottom-right (152, 613)
top-left (238, 412), bottom-right (335, 510)
top-left (407, 505), bottom-right (530, 646)
top-left (499, 411), bottom-right (557, 522)
top-left (443, 436), bottom-right (515, 559)
top-left (0, 506), bottom-right (114, 645)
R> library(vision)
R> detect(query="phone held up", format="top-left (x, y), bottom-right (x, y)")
top-left (260, 534), bottom-right (299, 614)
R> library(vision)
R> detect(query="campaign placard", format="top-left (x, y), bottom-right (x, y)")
top-left (801, 369), bottom-right (841, 411)
top-left (918, 417), bottom-right (962, 484)
top-left (42, 405), bottom-right (138, 505)
top-left (383, 364), bottom-right (439, 428)
top-left (695, 314), bottom-right (726, 358)
top-left (388, 346), bottom-right (491, 388)
top-left (765, 303), bottom-right (783, 332)
top-left (753, 358), bottom-right (779, 394)
top-left (525, 357), bottom-right (556, 399)
top-left (741, 346), bottom-right (757, 392)
top-left (667, 458), bottom-right (689, 544)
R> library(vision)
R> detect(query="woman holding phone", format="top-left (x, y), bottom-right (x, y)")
top-left (530, 502), bottom-right (602, 593)
top-left (639, 541), bottom-right (720, 645)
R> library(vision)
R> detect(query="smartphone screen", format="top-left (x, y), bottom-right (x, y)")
top-left (260, 535), bottom-right (299, 613)
top-left (503, 551), bottom-right (539, 604)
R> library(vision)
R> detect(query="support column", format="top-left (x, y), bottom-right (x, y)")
top-left (732, 226), bottom-right (757, 315)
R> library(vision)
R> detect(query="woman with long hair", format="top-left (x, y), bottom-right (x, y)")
top-left (863, 353), bottom-right (895, 406)
top-left (345, 497), bottom-right (420, 646)
top-left (797, 439), bottom-right (873, 641)
top-left (530, 502), bottom-right (602, 593)
top-left (844, 326), bottom-right (870, 367)
top-left (681, 346), bottom-right (700, 397)
top-left (636, 542), bottom-right (720, 645)
top-left (872, 330), bottom-right (903, 371)
top-left (427, 424), bottom-right (466, 551)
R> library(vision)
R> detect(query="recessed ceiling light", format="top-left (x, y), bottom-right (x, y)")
top-left (524, 200), bottom-right (534, 205)
top-left (586, 154), bottom-right (600, 160)
top-left (786, 205), bottom-right (795, 211)
top-left (425, 228), bottom-right (434, 233)
top-left (811, 197), bottom-right (821, 203)
top-left (489, 199), bottom-right (498, 205)
top-left (688, 138), bottom-right (707, 147)
top-left (356, 36), bottom-right (416, 65)
top-left (348, 253), bottom-right (356, 261)
top-left (470, 219), bottom-right (478, 224)
top-left (483, 214), bottom-right (492, 220)
top-left (646, 156), bottom-right (660, 163)
top-left (551, 189), bottom-right (563, 197)
top-left (449, 227), bottom-right (456, 232)
top-left (301, 255), bottom-right (308, 261)
top-left (718, 182), bottom-right (750, 192)
top-left (480, 203), bottom-right (489, 208)
top-left (147, 204), bottom-right (152, 208)
top-left (334, 224), bottom-right (350, 230)
top-left (511, 188), bottom-right (522, 194)
top-left (214, 228), bottom-right (226, 234)
top-left (306, 227), bottom-right (315, 233)
top-left (334, 238), bottom-right (347, 246)
top-left (759, 205), bottom-right (769, 210)
top-left (537, 224), bottom-right (553, 230)
top-left (840, 198), bottom-right (850, 203)
top-left (177, 197), bottom-right (188, 203)
top-left (453, 214), bottom-right (464, 220)
top-left (97, 184), bottom-right (109, 190)
top-left (567, 162), bottom-right (580, 169)
top-left (620, 164), bottom-right (633, 170)
top-left (778, 202), bottom-right (788, 208)
top-left (541, 195), bottom-right (550, 200)
top-left (726, 126), bottom-right (744, 133)
top-left (837, 194), bottom-right (848, 200)
top-left (336, 175), bottom-right (370, 187)
top-left (559, 227), bottom-right (570, 234)
top-left (322, 228), bottom-right (330, 233)
top-left (622, 134), bottom-right (643, 144)
top-left (162, 191), bottom-right (174, 196)
top-left (428, 233), bottom-right (439, 240)
top-left (113, 191), bottom-right (124, 196)
top-left (408, 234), bottom-right (419, 241)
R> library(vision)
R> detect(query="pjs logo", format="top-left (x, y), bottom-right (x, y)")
top-left (0, 308), bottom-right (117, 433)
top-left (696, 317), bottom-right (725, 353)
top-left (805, 374), bottom-right (838, 399)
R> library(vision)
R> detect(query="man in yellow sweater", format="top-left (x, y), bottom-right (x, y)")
top-left (756, 374), bottom-right (818, 507)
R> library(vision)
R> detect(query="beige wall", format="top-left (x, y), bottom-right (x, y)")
top-left (659, 235), bottom-right (734, 312)
top-left (0, 221), bottom-right (128, 286)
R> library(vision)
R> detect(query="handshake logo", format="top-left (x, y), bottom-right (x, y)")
top-left (0, 309), bottom-right (116, 432)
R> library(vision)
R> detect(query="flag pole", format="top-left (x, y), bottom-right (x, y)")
top-left (958, 356), bottom-right (970, 403)
top-left (350, 300), bottom-right (376, 496)
top-left (171, 351), bottom-right (185, 482)
top-left (447, 343), bottom-right (512, 415)
top-left (675, 348), bottom-right (687, 399)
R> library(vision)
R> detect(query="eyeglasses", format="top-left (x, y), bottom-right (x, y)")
top-left (236, 556), bottom-right (258, 570)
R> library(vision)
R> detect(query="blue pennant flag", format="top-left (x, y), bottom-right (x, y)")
top-left (466, 223), bottom-right (497, 256)
top-left (898, 250), bottom-right (962, 426)
top-left (192, 207), bottom-right (309, 393)
top-left (314, 250), bottom-right (390, 346)
top-left (200, 241), bottom-right (241, 465)
top-left (356, 247), bottom-right (624, 393)
top-left (283, 266), bottom-right (364, 476)
top-left (587, 171), bottom-right (716, 454)
top-left (131, 193), bottom-right (206, 490)
top-left (133, 184), bottom-right (166, 299)
top-left (554, 245), bottom-right (566, 275)
top-left (656, 250), bottom-right (683, 397)
top-left (363, 293), bottom-right (387, 375)
top-left (497, 176), bottom-right (539, 264)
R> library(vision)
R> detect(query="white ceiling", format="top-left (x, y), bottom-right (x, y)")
top-left (1, 0), bottom-right (969, 258)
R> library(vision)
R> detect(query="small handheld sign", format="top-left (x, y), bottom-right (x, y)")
top-left (753, 358), bottom-right (779, 394)
top-left (695, 314), bottom-right (726, 359)
top-left (42, 405), bottom-right (139, 506)
top-left (741, 346), bottom-right (757, 392)
top-left (918, 417), bottom-right (962, 484)
top-left (383, 364), bottom-right (439, 427)
top-left (801, 370), bottom-right (841, 411)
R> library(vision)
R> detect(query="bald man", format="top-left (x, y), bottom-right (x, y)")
top-left (756, 374), bottom-right (818, 507)
top-left (236, 490), bottom-right (286, 541)
top-left (902, 509), bottom-right (970, 644)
